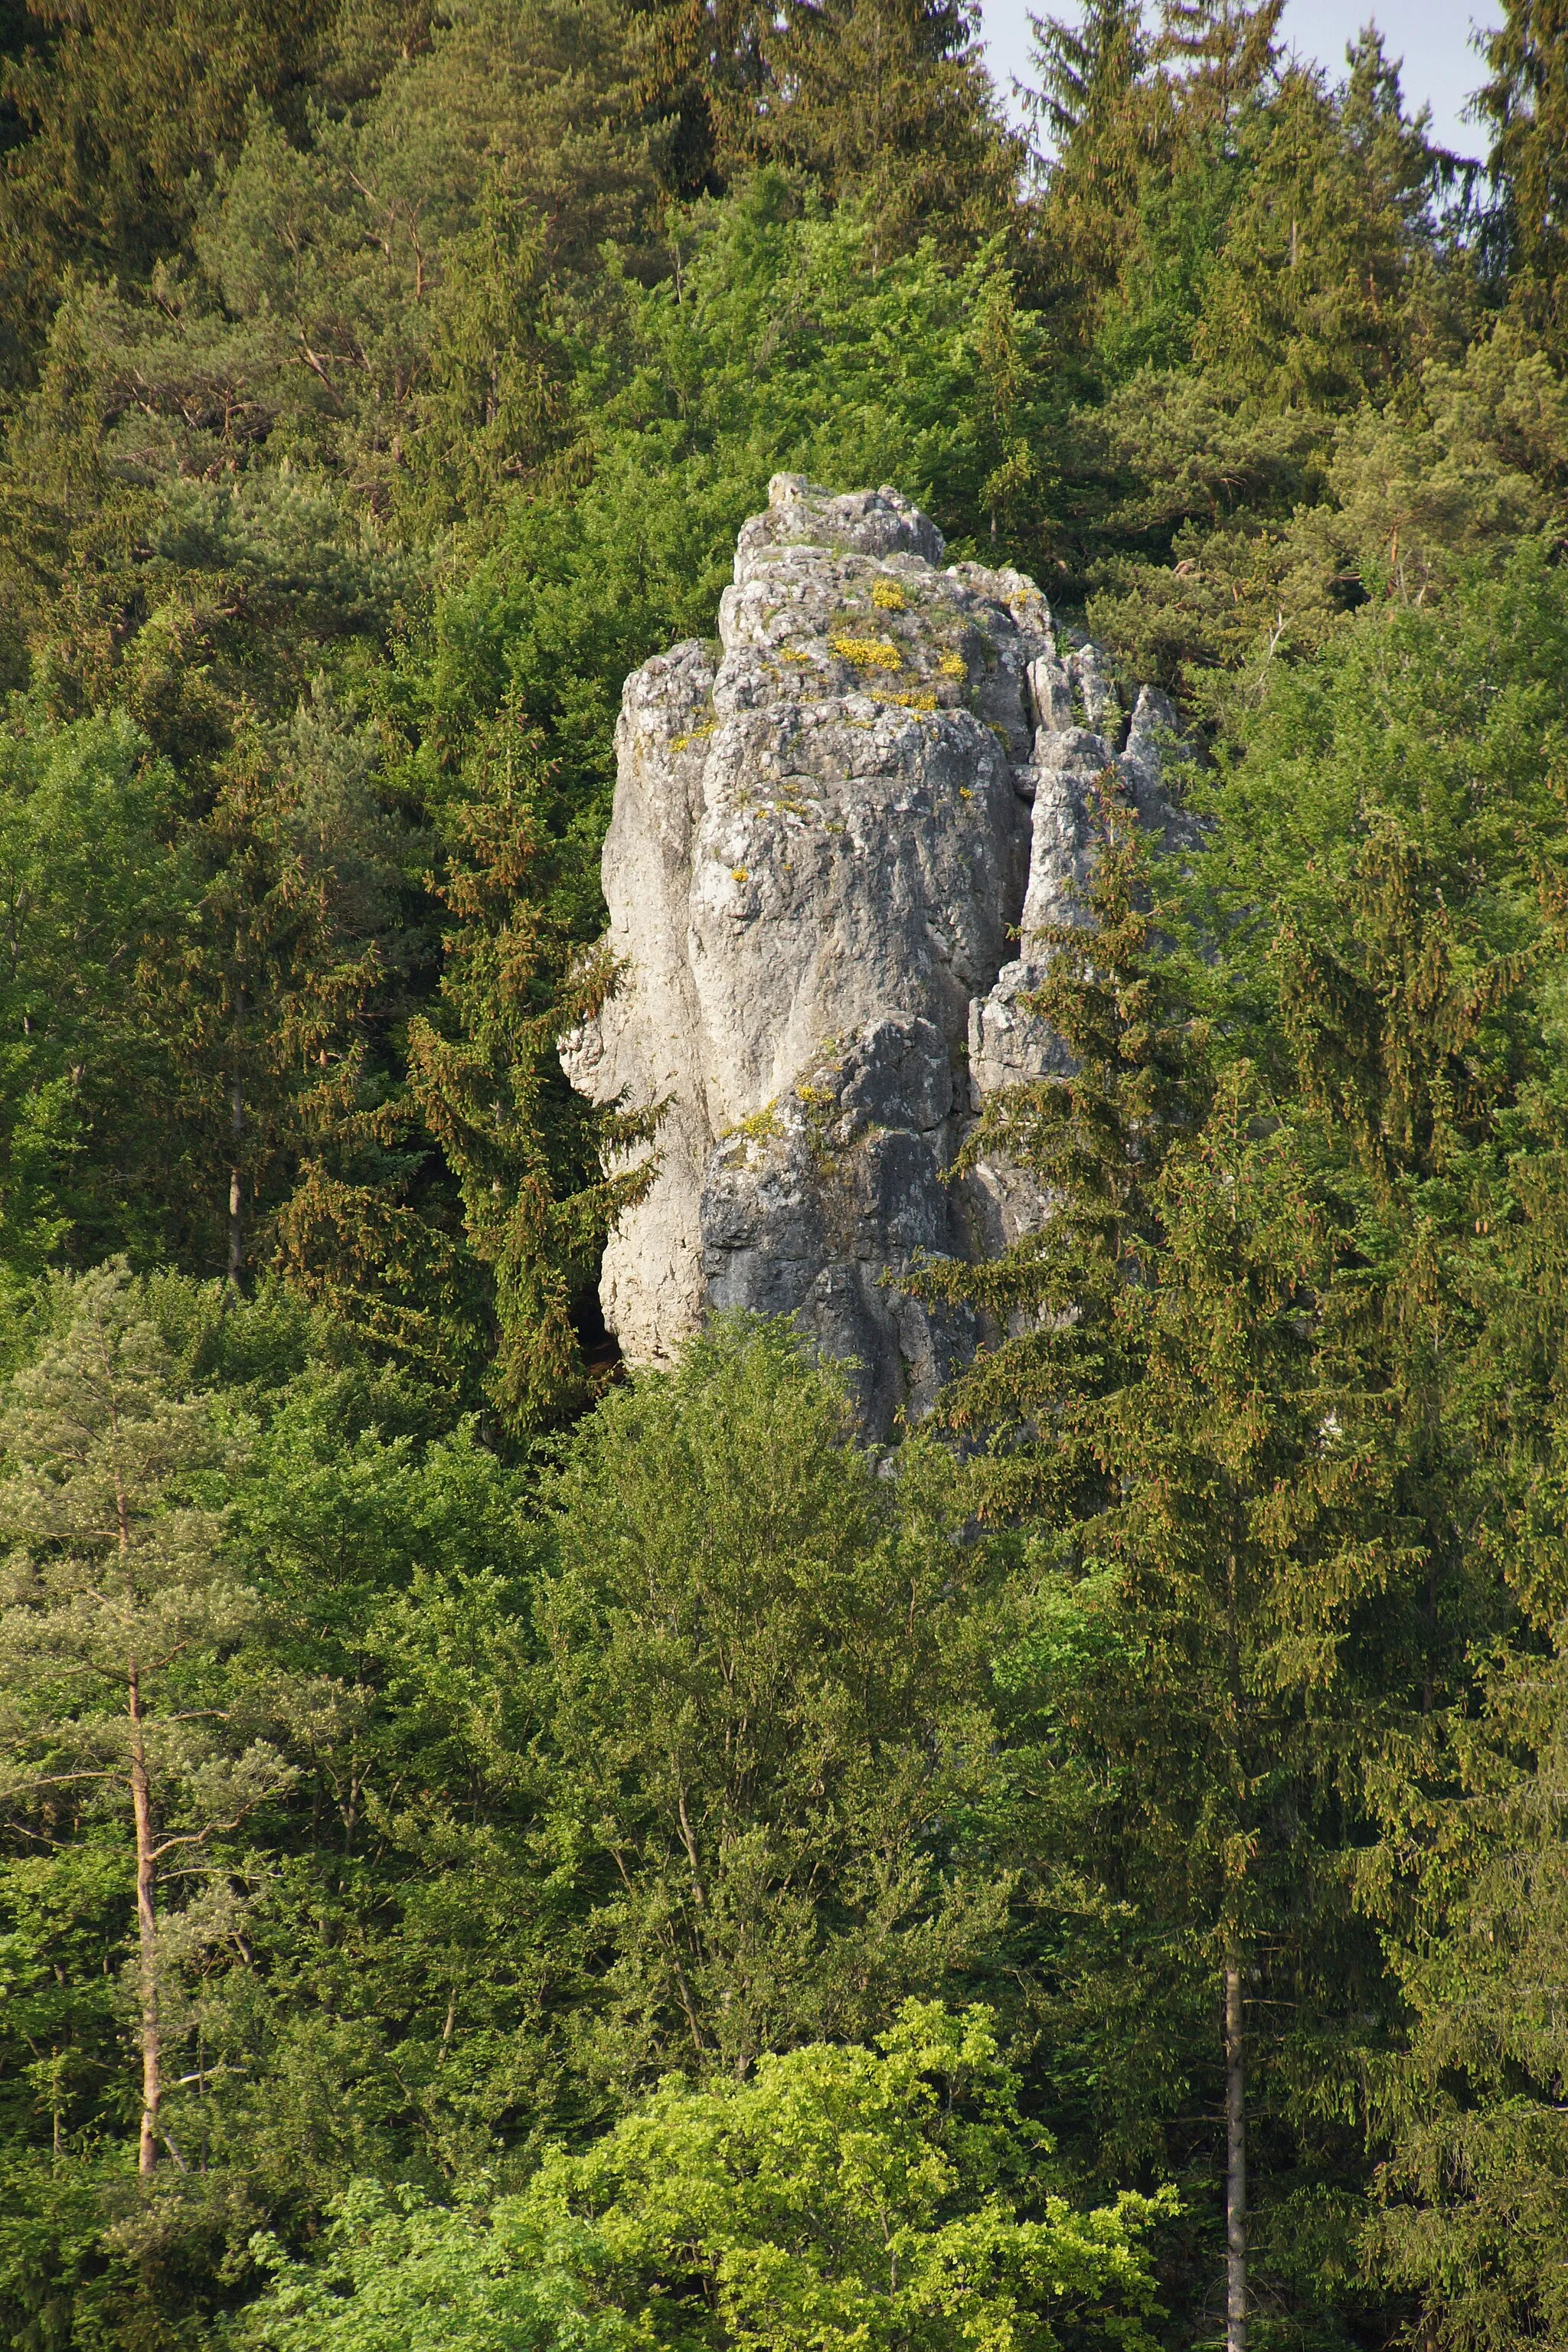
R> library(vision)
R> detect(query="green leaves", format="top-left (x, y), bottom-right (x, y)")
top-left (537, 1318), bottom-right (1012, 2083)
top-left (241, 2001), bottom-right (1173, 2352)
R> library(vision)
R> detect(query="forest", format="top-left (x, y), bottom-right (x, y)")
top-left (0, 0), bottom-right (1566, 2343)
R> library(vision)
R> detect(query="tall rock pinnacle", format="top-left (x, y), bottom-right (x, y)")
top-left (562, 475), bottom-right (1188, 1432)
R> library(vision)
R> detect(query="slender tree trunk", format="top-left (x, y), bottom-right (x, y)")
top-left (227, 1073), bottom-right (244, 1288)
top-left (1224, 1943), bottom-right (1247, 2352)
top-left (128, 1661), bottom-right (161, 2176)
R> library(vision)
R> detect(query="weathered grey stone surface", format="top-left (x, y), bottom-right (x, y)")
top-left (966, 684), bottom-right (1191, 1104)
top-left (561, 475), bottom-right (1185, 1429)
top-left (701, 1017), bottom-right (978, 1432)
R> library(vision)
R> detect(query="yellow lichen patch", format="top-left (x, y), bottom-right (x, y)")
top-left (831, 635), bottom-right (903, 671)
top-left (776, 648), bottom-right (812, 665)
top-left (723, 1102), bottom-right (782, 1146)
top-left (730, 867), bottom-right (749, 883)
top-left (938, 651), bottom-right (967, 678)
top-left (871, 580), bottom-right (906, 612)
top-left (671, 720), bottom-right (717, 753)
top-left (959, 787), bottom-right (973, 800)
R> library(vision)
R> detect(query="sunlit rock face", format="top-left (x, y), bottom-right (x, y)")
top-left (561, 475), bottom-right (1188, 1432)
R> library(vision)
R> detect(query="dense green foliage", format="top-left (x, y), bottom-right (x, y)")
top-left (238, 2003), bottom-right (1173, 2351)
top-left (1, 0), bottom-right (1567, 2344)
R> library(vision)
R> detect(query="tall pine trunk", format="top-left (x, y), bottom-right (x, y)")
top-left (128, 1661), bottom-right (161, 2176)
top-left (227, 1073), bottom-right (244, 1287)
top-left (1224, 1943), bottom-right (1247, 2352)
top-left (227, 975), bottom-right (247, 1288)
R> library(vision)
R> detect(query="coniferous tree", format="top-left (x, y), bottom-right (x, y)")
top-left (746, 0), bottom-right (1026, 259)
top-left (1029, 0), bottom-right (1155, 342)
top-left (915, 790), bottom-right (1207, 1514)
top-left (632, 0), bottom-right (1027, 260)
top-left (0, 1266), bottom-right (295, 2176)
top-left (918, 795), bottom-right (1517, 2344)
top-left (1157, 0), bottom-right (1282, 130)
top-left (1478, 0), bottom-right (1568, 357)
top-left (1368, 1641), bottom-right (1568, 2352)
top-left (0, 0), bottom-right (345, 373)
top-left (406, 737), bottom-right (654, 1432)
top-left (0, 714), bottom-right (198, 1280)
top-left (1194, 49), bottom-right (1446, 410)
top-left (162, 690), bottom-right (424, 1289)
top-left (620, 0), bottom-right (772, 198)
top-left (1361, 1079), bottom-right (1568, 2350)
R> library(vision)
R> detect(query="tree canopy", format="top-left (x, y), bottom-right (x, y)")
top-left (2, 2), bottom-right (1567, 2346)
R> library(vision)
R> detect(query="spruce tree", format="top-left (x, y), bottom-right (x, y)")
top-left (621, 0), bottom-right (772, 198)
top-left (406, 737), bottom-right (655, 1431)
top-left (1478, 0), bottom-right (1568, 358)
top-left (1193, 50), bottom-right (1443, 411)
top-left (914, 788), bottom-right (1206, 1521)
top-left (678, 0), bottom-right (1027, 260)
top-left (1029, 0), bottom-right (1155, 341)
top-left (162, 689), bottom-right (422, 1290)
top-left (919, 797), bottom-right (1479, 2345)
top-left (0, 0), bottom-right (335, 370)
top-left (1157, 0), bottom-right (1282, 132)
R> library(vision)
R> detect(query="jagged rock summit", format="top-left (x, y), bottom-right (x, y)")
top-left (562, 475), bottom-right (1187, 1432)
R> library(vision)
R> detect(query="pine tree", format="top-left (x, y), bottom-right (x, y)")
top-left (0, 1266), bottom-right (293, 2176)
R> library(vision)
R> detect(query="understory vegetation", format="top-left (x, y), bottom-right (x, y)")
top-left (1, 0), bottom-right (1567, 2344)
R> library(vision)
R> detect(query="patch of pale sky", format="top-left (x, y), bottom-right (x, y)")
top-left (975, 0), bottom-right (1504, 161)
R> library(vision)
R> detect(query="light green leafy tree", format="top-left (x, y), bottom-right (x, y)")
top-left (240, 1999), bottom-right (1175, 2351)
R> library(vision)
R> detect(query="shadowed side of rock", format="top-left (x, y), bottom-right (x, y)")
top-left (701, 1018), bottom-right (978, 1432)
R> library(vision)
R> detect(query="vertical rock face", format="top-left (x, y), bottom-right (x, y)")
top-left (561, 475), bottom-right (1188, 1431)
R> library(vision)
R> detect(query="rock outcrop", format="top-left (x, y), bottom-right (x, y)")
top-left (561, 475), bottom-right (1188, 1431)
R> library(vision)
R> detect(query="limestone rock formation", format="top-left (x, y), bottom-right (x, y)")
top-left (561, 475), bottom-right (1188, 1431)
